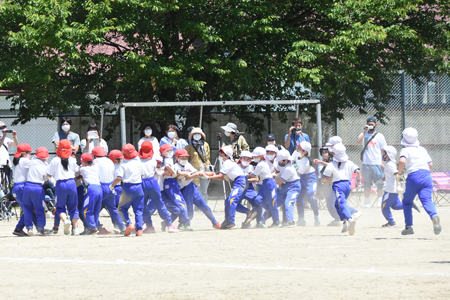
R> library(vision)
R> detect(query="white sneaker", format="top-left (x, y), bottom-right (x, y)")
top-left (364, 203), bottom-right (371, 208)
top-left (73, 228), bottom-right (80, 236)
top-left (100, 208), bottom-right (109, 216)
top-left (64, 220), bottom-right (71, 235)
top-left (342, 221), bottom-right (349, 233)
top-left (352, 210), bottom-right (363, 220)
top-left (348, 219), bottom-right (356, 235)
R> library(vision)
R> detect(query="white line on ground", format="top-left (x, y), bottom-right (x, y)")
top-left (0, 257), bottom-right (448, 277)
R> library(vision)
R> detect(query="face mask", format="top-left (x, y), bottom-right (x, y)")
top-left (241, 161), bottom-right (250, 167)
top-left (253, 157), bottom-right (261, 163)
top-left (219, 156), bottom-right (225, 163)
top-left (266, 154), bottom-right (275, 161)
top-left (193, 134), bottom-right (202, 141)
top-left (62, 124), bottom-right (70, 132)
top-left (224, 131), bottom-right (231, 137)
top-left (156, 167), bottom-right (164, 175)
top-left (145, 129), bottom-right (152, 136)
top-left (165, 150), bottom-right (174, 158)
top-left (267, 141), bottom-right (275, 145)
top-left (26, 153), bottom-right (32, 159)
top-left (278, 161), bottom-right (288, 167)
top-left (167, 131), bottom-right (176, 139)
top-left (179, 159), bottom-right (188, 166)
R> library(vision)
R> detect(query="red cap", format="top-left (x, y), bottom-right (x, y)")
top-left (14, 143), bottom-right (33, 158)
top-left (175, 149), bottom-right (189, 158)
top-left (92, 146), bottom-right (107, 157)
top-left (122, 144), bottom-right (138, 160)
top-left (139, 140), bottom-right (154, 159)
top-left (35, 147), bottom-right (50, 159)
top-left (159, 144), bottom-right (173, 154)
top-left (56, 139), bottom-right (72, 159)
top-left (80, 153), bottom-right (93, 162)
top-left (108, 150), bottom-right (124, 162)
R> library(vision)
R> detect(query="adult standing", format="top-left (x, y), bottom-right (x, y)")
top-left (284, 118), bottom-right (310, 154)
top-left (138, 122), bottom-right (160, 153)
top-left (52, 117), bottom-right (80, 153)
top-left (266, 133), bottom-right (285, 152)
top-left (80, 123), bottom-right (108, 154)
top-left (160, 124), bottom-right (188, 152)
top-left (357, 117), bottom-right (386, 207)
top-left (221, 122), bottom-right (249, 161)
top-left (0, 121), bottom-right (18, 190)
top-left (186, 128), bottom-right (211, 204)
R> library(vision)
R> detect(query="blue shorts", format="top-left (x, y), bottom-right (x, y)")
top-left (362, 164), bottom-right (384, 190)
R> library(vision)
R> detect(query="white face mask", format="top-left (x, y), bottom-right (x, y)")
top-left (193, 134), bottom-right (202, 141)
top-left (224, 131), bottom-right (231, 137)
top-left (167, 131), bottom-right (176, 139)
top-left (268, 141), bottom-right (275, 145)
top-left (253, 157), bottom-right (261, 163)
top-left (266, 154), bottom-right (275, 161)
top-left (241, 161), bottom-right (250, 167)
top-left (145, 129), bottom-right (152, 136)
top-left (219, 156), bottom-right (225, 163)
top-left (165, 150), bottom-right (174, 158)
top-left (156, 167), bottom-right (164, 175)
top-left (179, 159), bottom-right (188, 166)
top-left (62, 124), bottom-right (70, 132)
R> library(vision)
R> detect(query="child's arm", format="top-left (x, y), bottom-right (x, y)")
top-left (164, 164), bottom-right (175, 176)
top-left (209, 173), bottom-right (225, 181)
top-left (314, 159), bottom-right (328, 166)
top-left (110, 177), bottom-right (122, 190)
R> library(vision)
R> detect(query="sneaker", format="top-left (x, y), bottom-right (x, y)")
top-left (327, 219), bottom-right (341, 226)
top-left (432, 215), bottom-right (441, 235)
top-left (73, 228), bottom-right (80, 236)
top-left (221, 223), bottom-right (235, 230)
top-left (314, 216), bottom-right (320, 226)
top-left (179, 224), bottom-right (194, 231)
top-left (161, 221), bottom-right (166, 232)
top-left (296, 218), bottom-right (306, 226)
top-left (136, 230), bottom-right (143, 236)
top-left (12, 228), bottom-right (28, 237)
top-left (269, 221), bottom-right (282, 228)
top-left (382, 222), bottom-right (396, 227)
top-left (221, 219), bottom-right (229, 228)
top-left (243, 208), bottom-right (258, 225)
top-left (412, 202), bottom-right (421, 213)
top-left (364, 203), bottom-right (371, 208)
top-left (282, 221), bottom-right (296, 227)
top-left (401, 226), bottom-right (414, 235)
top-left (124, 224), bottom-right (135, 236)
top-left (98, 228), bottom-right (112, 235)
top-left (143, 226), bottom-right (156, 234)
top-left (85, 228), bottom-right (99, 235)
top-left (348, 219), bottom-right (356, 235)
top-left (352, 210), bottom-right (363, 220)
top-left (113, 226), bottom-right (121, 234)
top-left (37, 230), bottom-right (46, 236)
top-left (341, 221), bottom-right (349, 233)
top-left (213, 222), bottom-right (222, 229)
top-left (241, 222), bottom-right (252, 229)
top-left (167, 225), bottom-right (178, 233)
top-left (64, 220), bottom-right (71, 235)
top-left (27, 228), bottom-right (34, 236)
top-left (256, 222), bottom-right (266, 229)
top-left (52, 226), bottom-right (59, 234)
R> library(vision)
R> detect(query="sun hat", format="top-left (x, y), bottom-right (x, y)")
top-left (220, 146), bottom-right (233, 158)
top-left (240, 150), bottom-right (253, 158)
top-left (80, 153), bottom-right (93, 162)
top-left (92, 146), bottom-right (107, 157)
top-left (108, 150), bottom-right (124, 162)
top-left (220, 123), bottom-right (238, 133)
top-left (35, 147), bottom-right (50, 159)
top-left (332, 143), bottom-right (348, 162)
top-left (56, 139), bottom-right (72, 159)
top-left (299, 141), bottom-right (311, 156)
top-left (401, 127), bottom-right (420, 147)
top-left (325, 136), bottom-right (342, 147)
top-left (159, 144), bottom-right (173, 154)
top-left (265, 144), bottom-right (278, 154)
top-left (139, 140), bottom-right (154, 159)
top-left (189, 127), bottom-right (206, 141)
top-left (14, 143), bottom-right (33, 158)
top-left (276, 149), bottom-right (292, 162)
top-left (175, 148), bottom-right (189, 158)
top-left (384, 145), bottom-right (397, 163)
top-left (122, 144), bottom-right (138, 160)
top-left (252, 147), bottom-right (266, 157)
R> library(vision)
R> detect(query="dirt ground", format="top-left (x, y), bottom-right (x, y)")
top-left (0, 201), bottom-right (449, 300)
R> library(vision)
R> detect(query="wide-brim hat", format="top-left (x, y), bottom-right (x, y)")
top-left (220, 122), bottom-right (238, 133)
top-left (139, 140), bottom-right (154, 159)
top-left (332, 143), bottom-right (348, 162)
top-left (189, 127), bottom-right (206, 141)
top-left (384, 145), bottom-right (397, 163)
top-left (401, 127), bottom-right (420, 147)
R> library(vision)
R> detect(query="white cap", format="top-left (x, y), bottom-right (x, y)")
top-left (299, 141), bottom-right (312, 156)
top-left (220, 146), bottom-right (233, 158)
top-left (401, 127), bottom-right (419, 147)
top-left (265, 144), bottom-right (278, 154)
top-left (240, 150), bottom-right (253, 158)
top-left (252, 147), bottom-right (266, 157)
top-left (332, 143), bottom-right (348, 162)
top-left (384, 145), bottom-right (397, 163)
top-left (325, 136), bottom-right (342, 147)
top-left (276, 149), bottom-right (291, 162)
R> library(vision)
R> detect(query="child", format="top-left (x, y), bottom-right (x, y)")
top-left (209, 146), bottom-right (247, 229)
top-left (79, 153), bottom-right (103, 235)
top-left (47, 140), bottom-right (80, 235)
top-left (108, 150), bottom-right (128, 232)
top-left (398, 127), bottom-right (441, 235)
top-left (293, 141), bottom-right (320, 226)
top-left (322, 143), bottom-right (361, 236)
top-left (74, 150), bottom-right (87, 234)
top-left (159, 144), bottom-right (191, 231)
top-left (265, 144), bottom-right (278, 173)
top-left (139, 141), bottom-right (176, 233)
top-left (248, 147), bottom-right (280, 228)
top-left (22, 147), bottom-right (50, 235)
top-left (174, 148), bottom-right (220, 229)
top-left (110, 144), bottom-right (145, 236)
top-left (238, 151), bottom-right (261, 228)
top-left (12, 143), bottom-right (33, 236)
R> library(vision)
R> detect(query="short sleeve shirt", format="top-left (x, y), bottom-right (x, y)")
top-left (252, 160), bottom-right (273, 183)
top-left (284, 133), bottom-right (310, 154)
top-left (399, 146), bottom-right (432, 175)
top-left (276, 163), bottom-right (299, 182)
top-left (384, 160), bottom-right (398, 193)
top-left (323, 160), bottom-right (359, 182)
top-left (53, 131), bottom-right (81, 146)
top-left (220, 159), bottom-right (244, 181)
top-left (362, 132), bottom-right (386, 165)
top-left (174, 162), bottom-right (197, 188)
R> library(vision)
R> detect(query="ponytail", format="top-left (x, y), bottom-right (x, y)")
top-left (338, 162), bottom-right (342, 169)
top-left (61, 158), bottom-right (69, 171)
top-left (13, 157), bottom-right (21, 166)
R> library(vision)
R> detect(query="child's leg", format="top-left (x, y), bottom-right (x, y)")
top-left (12, 184), bottom-right (26, 231)
top-left (306, 181), bottom-right (319, 217)
top-left (82, 191), bottom-right (97, 230)
top-left (417, 173), bottom-right (437, 219)
top-left (77, 185), bottom-right (88, 229)
top-left (147, 178), bottom-right (172, 226)
top-left (31, 186), bottom-right (46, 231)
top-left (227, 182), bottom-right (246, 225)
top-left (181, 183), bottom-right (195, 220)
top-left (296, 186), bottom-right (307, 219)
top-left (326, 190), bottom-right (340, 220)
top-left (101, 184), bottom-right (125, 229)
top-left (285, 184), bottom-right (301, 222)
top-left (333, 182), bottom-right (352, 220)
top-left (130, 185), bottom-right (145, 231)
top-left (191, 183), bottom-right (217, 224)
top-left (164, 179), bottom-right (190, 225)
top-left (381, 192), bottom-right (397, 223)
top-left (118, 187), bottom-right (134, 226)
top-left (402, 174), bottom-right (421, 227)
top-left (262, 179), bottom-right (279, 223)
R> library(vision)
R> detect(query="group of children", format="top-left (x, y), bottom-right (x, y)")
top-left (10, 126), bottom-right (442, 237)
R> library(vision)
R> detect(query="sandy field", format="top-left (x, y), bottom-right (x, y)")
top-left (0, 201), bottom-right (449, 300)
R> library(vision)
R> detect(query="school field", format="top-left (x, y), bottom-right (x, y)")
top-left (0, 202), bottom-right (449, 300)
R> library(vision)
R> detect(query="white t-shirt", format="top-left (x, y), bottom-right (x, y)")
top-left (14, 157), bottom-right (31, 183)
top-left (47, 156), bottom-right (78, 181)
top-left (252, 160), bottom-right (273, 184)
top-left (154, 171), bottom-right (164, 191)
top-left (384, 160), bottom-right (398, 193)
top-left (323, 160), bottom-right (359, 182)
top-left (361, 132), bottom-right (386, 165)
top-left (79, 165), bottom-right (100, 186)
top-left (163, 157), bottom-right (177, 180)
top-left (93, 156), bottom-right (115, 183)
top-left (293, 151), bottom-right (315, 175)
top-left (276, 163), bottom-right (299, 183)
top-left (174, 162), bottom-right (197, 189)
top-left (316, 163), bottom-right (327, 180)
top-left (239, 163), bottom-right (254, 176)
top-left (116, 157), bottom-right (144, 184)
top-left (80, 138), bottom-right (109, 154)
top-left (141, 158), bottom-right (158, 178)
top-left (265, 158), bottom-right (278, 173)
top-left (220, 159), bottom-right (244, 181)
top-left (138, 137), bottom-right (160, 154)
top-left (27, 158), bottom-right (50, 184)
top-left (0, 137), bottom-right (13, 167)
top-left (399, 146), bottom-right (432, 175)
